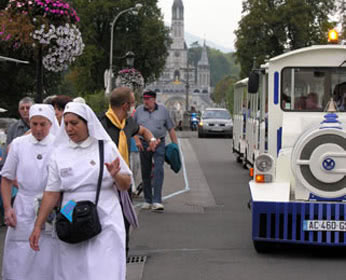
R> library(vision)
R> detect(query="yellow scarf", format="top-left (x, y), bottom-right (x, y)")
top-left (105, 107), bottom-right (129, 166)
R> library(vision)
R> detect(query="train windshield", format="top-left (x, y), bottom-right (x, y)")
top-left (281, 67), bottom-right (346, 112)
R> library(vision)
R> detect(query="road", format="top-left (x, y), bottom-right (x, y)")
top-left (130, 133), bottom-right (346, 280)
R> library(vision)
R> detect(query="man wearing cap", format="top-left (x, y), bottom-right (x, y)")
top-left (134, 90), bottom-right (178, 211)
top-left (1, 104), bottom-right (58, 280)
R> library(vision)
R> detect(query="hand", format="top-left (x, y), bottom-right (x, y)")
top-left (105, 158), bottom-right (121, 180)
top-left (29, 226), bottom-right (41, 251)
top-left (147, 138), bottom-right (161, 152)
top-left (4, 207), bottom-right (16, 228)
top-left (135, 140), bottom-right (144, 152)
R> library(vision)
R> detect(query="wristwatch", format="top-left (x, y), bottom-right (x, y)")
top-left (150, 137), bottom-right (157, 142)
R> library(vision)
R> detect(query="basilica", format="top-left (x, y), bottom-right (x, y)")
top-left (146, 0), bottom-right (213, 113)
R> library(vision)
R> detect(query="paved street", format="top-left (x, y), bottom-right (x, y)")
top-left (128, 131), bottom-right (346, 280)
top-left (0, 131), bottom-right (346, 279)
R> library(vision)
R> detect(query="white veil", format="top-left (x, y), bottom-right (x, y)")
top-left (54, 102), bottom-right (112, 146)
top-left (29, 104), bottom-right (59, 136)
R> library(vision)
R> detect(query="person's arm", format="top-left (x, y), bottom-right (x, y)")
top-left (168, 128), bottom-right (178, 144)
top-left (105, 158), bottom-right (131, 191)
top-left (1, 176), bottom-right (16, 227)
top-left (29, 191), bottom-right (60, 251)
top-left (133, 135), bottom-right (143, 151)
top-left (137, 125), bottom-right (160, 151)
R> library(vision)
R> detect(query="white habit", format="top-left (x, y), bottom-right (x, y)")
top-left (46, 137), bottom-right (131, 280)
top-left (1, 133), bottom-right (57, 280)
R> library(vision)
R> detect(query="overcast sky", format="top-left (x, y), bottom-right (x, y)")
top-left (157, 0), bottom-right (244, 50)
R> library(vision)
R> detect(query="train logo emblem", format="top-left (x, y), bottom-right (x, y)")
top-left (322, 158), bottom-right (335, 171)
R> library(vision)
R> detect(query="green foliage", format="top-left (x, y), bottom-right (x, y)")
top-left (235, 0), bottom-right (337, 78)
top-left (187, 44), bottom-right (240, 87)
top-left (83, 90), bottom-right (108, 115)
top-left (212, 76), bottom-right (236, 113)
top-left (68, 0), bottom-right (171, 93)
top-left (208, 48), bottom-right (240, 86)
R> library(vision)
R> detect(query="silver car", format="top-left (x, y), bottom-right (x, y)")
top-left (198, 108), bottom-right (233, 138)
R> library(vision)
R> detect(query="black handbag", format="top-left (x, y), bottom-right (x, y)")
top-left (55, 140), bottom-right (104, 244)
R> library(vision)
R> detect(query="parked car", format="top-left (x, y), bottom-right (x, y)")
top-left (198, 108), bottom-right (233, 138)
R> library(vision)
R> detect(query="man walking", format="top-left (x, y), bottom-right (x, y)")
top-left (99, 87), bottom-right (158, 255)
top-left (134, 90), bottom-right (178, 211)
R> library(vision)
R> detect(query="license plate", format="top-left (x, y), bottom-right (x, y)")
top-left (210, 126), bottom-right (223, 131)
top-left (303, 220), bottom-right (346, 231)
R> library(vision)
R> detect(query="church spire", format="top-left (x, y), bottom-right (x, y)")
top-left (198, 40), bottom-right (209, 66)
top-left (172, 0), bottom-right (184, 20)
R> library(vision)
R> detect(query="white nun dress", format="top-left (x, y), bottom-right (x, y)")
top-left (1, 104), bottom-right (58, 280)
top-left (46, 102), bottom-right (132, 280)
top-left (1, 133), bottom-right (57, 280)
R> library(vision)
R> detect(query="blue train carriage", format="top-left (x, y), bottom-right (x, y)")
top-left (247, 39), bottom-right (346, 252)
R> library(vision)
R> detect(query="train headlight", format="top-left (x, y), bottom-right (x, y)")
top-left (255, 154), bottom-right (273, 173)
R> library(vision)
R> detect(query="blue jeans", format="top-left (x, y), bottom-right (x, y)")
top-left (139, 140), bottom-right (165, 204)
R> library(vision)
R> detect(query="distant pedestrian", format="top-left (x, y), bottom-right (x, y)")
top-left (99, 86), bottom-right (158, 255)
top-left (51, 95), bottom-right (73, 125)
top-left (134, 90), bottom-right (178, 211)
top-left (6, 97), bottom-right (34, 147)
top-left (1, 104), bottom-right (58, 280)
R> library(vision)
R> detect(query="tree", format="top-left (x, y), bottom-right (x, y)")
top-left (338, 0), bottom-right (346, 40)
top-left (66, 0), bottom-right (171, 94)
top-left (235, 0), bottom-right (336, 78)
top-left (212, 76), bottom-right (236, 112)
top-left (0, 0), bottom-right (84, 106)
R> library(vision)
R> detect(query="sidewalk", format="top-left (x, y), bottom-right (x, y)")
top-left (126, 132), bottom-right (216, 280)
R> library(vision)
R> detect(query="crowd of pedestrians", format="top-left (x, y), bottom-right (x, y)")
top-left (0, 87), bottom-right (179, 279)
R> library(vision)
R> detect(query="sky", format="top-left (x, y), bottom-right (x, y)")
top-left (157, 0), bottom-right (244, 51)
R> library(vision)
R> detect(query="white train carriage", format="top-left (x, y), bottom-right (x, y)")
top-left (233, 78), bottom-right (248, 162)
top-left (247, 43), bottom-right (346, 251)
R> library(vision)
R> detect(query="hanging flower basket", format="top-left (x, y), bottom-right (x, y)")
top-left (0, 0), bottom-right (84, 72)
top-left (116, 68), bottom-right (144, 89)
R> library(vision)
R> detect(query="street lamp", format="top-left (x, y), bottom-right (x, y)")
top-left (105, 3), bottom-right (143, 95)
top-left (125, 51), bottom-right (135, 68)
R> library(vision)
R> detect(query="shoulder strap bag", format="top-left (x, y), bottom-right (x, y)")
top-left (55, 140), bottom-right (104, 244)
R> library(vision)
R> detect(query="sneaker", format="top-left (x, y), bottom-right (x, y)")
top-left (141, 202), bottom-right (152, 210)
top-left (152, 203), bottom-right (164, 211)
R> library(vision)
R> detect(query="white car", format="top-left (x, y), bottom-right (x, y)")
top-left (198, 108), bottom-right (233, 138)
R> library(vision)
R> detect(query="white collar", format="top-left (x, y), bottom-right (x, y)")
top-left (29, 133), bottom-right (53, 146)
top-left (68, 136), bottom-right (94, 149)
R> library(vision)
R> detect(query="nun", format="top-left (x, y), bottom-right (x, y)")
top-left (29, 102), bottom-right (132, 280)
top-left (1, 104), bottom-right (59, 280)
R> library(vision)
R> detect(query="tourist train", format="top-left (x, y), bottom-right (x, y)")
top-left (233, 31), bottom-right (346, 251)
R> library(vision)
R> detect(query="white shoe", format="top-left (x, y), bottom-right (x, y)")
top-left (141, 202), bottom-right (152, 210)
top-left (152, 203), bottom-right (164, 211)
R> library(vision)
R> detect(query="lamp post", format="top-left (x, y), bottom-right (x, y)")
top-left (125, 51), bottom-right (135, 68)
top-left (105, 3), bottom-right (143, 95)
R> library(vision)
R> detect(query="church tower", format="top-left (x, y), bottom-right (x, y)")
top-left (197, 41), bottom-right (210, 89)
top-left (171, 0), bottom-right (185, 49)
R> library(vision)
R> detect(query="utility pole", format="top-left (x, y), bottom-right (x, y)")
top-left (185, 61), bottom-right (190, 111)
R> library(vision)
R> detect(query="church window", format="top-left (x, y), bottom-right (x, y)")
top-left (174, 70), bottom-right (180, 81)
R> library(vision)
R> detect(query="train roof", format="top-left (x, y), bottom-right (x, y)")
top-left (269, 44), bottom-right (346, 63)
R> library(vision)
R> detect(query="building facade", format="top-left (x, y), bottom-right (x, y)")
top-left (146, 0), bottom-right (213, 122)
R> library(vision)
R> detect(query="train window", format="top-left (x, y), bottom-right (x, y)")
top-left (281, 67), bottom-right (346, 112)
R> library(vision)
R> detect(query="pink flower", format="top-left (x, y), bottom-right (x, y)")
top-left (5, 34), bottom-right (11, 41)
